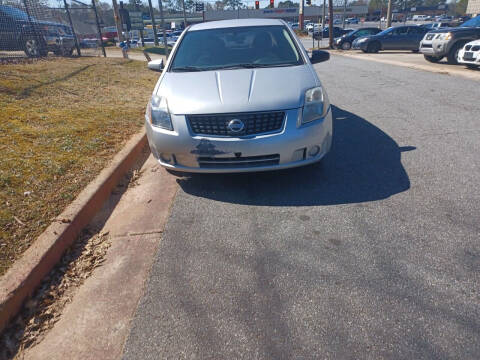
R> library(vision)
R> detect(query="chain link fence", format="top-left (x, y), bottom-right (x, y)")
top-left (0, 0), bottom-right (107, 60)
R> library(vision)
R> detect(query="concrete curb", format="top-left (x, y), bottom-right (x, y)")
top-left (0, 130), bottom-right (148, 334)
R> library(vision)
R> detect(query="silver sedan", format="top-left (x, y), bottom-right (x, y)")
top-left (145, 18), bottom-right (332, 173)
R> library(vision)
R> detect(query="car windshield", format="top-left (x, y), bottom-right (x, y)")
top-left (460, 15), bottom-right (480, 27)
top-left (170, 25), bottom-right (303, 72)
top-left (377, 27), bottom-right (394, 36)
top-left (0, 5), bottom-right (30, 20)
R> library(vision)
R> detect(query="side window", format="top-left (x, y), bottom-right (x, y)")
top-left (396, 27), bottom-right (409, 35)
top-left (355, 30), bottom-right (367, 37)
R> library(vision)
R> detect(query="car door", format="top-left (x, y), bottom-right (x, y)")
top-left (392, 26), bottom-right (411, 49)
top-left (407, 26), bottom-right (427, 50)
top-left (0, 10), bottom-right (16, 50)
top-left (381, 28), bottom-right (401, 50)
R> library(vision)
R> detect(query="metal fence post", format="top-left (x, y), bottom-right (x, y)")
top-left (63, 0), bottom-right (81, 56)
top-left (158, 0), bottom-right (169, 58)
top-left (91, 0), bottom-right (106, 57)
top-left (147, 0), bottom-right (159, 46)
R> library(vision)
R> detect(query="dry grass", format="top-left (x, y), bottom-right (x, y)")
top-left (0, 57), bottom-right (156, 276)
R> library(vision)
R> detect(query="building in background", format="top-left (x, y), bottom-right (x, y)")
top-left (467, 0), bottom-right (480, 16)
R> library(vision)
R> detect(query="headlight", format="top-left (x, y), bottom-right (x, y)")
top-left (357, 37), bottom-right (368, 43)
top-left (438, 32), bottom-right (452, 40)
top-left (301, 86), bottom-right (330, 125)
top-left (146, 95), bottom-right (173, 130)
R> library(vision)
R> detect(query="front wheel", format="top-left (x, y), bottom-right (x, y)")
top-left (447, 42), bottom-right (464, 65)
top-left (341, 41), bottom-right (351, 50)
top-left (367, 42), bottom-right (380, 53)
top-left (24, 37), bottom-right (47, 57)
top-left (424, 55), bottom-right (443, 63)
top-left (54, 47), bottom-right (74, 57)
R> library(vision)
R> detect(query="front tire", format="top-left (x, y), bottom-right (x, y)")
top-left (367, 42), bottom-right (380, 53)
top-left (24, 37), bottom-right (46, 57)
top-left (447, 42), bottom-right (464, 65)
top-left (341, 41), bottom-right (351, 50)
top-left (424, 55), bottom-right (443, 63)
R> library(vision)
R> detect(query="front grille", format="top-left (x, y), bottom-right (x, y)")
top-left (473, 46), bottom-right (480, 51)
top-left (198, 154), bottom-right (280, 168)
top-left (187, 111), bottom-right (285, 137)
top-left (466, 45), bottom-right (472, 51)
top-left (425, 34), bottom-right (434, 40)
top-left (421, 43), bottom-right (433, 48)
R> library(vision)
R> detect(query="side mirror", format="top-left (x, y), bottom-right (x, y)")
top-left (148, 59), bottom-right (164, 72)
top-left (310, 50), bottom-right (330, 64)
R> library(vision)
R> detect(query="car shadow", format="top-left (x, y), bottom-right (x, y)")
top-left (176, 105), bottom-right (413, 206)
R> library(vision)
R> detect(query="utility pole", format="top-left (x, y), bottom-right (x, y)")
top-left (63, 0), bottom-right (81, 56)
top-left (158, 0), bottom-right (169, 58)
top-left (92, 0), bottom-right (106, 57)
top-left (342, 0), bottom-right (347, 29)
top-left (386, 0), bottom-right (393, 28)
top-left (181, 0), bottom-right (187, 28)
top-left (111, 0), bottom-right (125, 44)
top-left (321, 0), bottom-right (326, 47)
top-left (299, 0), bottom-right (304, 35)
top-left (136, 0), bottom-right (145, 47)
top-left (147, 0), bottom-right (159, 46)
top-left (328, 0), bottom-right (333, 48)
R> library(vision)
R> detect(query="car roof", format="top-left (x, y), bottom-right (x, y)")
top-left (188, 18), bottom-right (285, 31)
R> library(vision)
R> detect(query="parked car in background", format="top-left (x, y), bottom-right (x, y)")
top-left (335, 27), bottom-right (382, 50)
top-left (0, 4), bottom-right (75, 57)
top-left (352, 25), bottom-right (428, 53)
top-left (314, 26), bottom-right (351, 39)
top-left (420, 15), bottom-right (480, 64)
top-left (145, 19), bottom-right (332, 174)
top-left (413, 15), bottom-right (429, 21)
top-left (436, 15), bottom-right (453, 22)
top-left (457, 40), bottom-right (480, 68)
top-left (420, 22), bottom-right (453, 31)
top-left (345, 18), bottom-right (359, 24)
top-left (80, 38), bottom-right (98, 48)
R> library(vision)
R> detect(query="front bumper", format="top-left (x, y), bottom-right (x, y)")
top-left (457, 47), bottom-right (480, 66)
top-left (45, 35), bottom-right (75, 50)
top-left (419, 39), bottom-right (448, 56)
top-left (146, 107), bottom-right (333, 173)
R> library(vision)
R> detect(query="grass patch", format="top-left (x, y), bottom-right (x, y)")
top-left (0, 57), bottom-right (156, 276)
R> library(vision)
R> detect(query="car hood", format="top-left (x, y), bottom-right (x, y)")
top-left (464, 39), bottom-right (480, 46)
top-left (156, 65), bottom-right (318, 115)
top-left (353, 35), bottom-right (373, 42)
top-left (428, 26), bottom-right (479, 34)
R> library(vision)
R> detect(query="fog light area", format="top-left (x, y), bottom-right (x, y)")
top-left (308, 145), bottom-right (320, 157)
top-left (160, 153), bottom-right (173, 163)
top-left (292, 148), bottom-right (306, 162)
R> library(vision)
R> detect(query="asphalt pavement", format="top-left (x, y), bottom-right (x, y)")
top-left (123, 56), bottom-right (480, 359)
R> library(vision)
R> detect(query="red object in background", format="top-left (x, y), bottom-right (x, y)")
top-left (255, 0), bottom-right (259, 9)
top-left (269, 0), bottom-right (274, 8)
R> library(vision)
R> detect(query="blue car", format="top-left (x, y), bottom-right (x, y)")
top-left (352, 25), bottom-right (429, 53)
top-left (0, 5), bottom-right (75, 57)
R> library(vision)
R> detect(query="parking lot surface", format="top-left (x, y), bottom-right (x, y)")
top-left (122, 56), bottom-right (480, 359)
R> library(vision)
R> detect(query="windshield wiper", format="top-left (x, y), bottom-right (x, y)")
top-left (211, 63), bottom-right (297, 70)
top-left (171, 66), bottom-right (205, 72)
